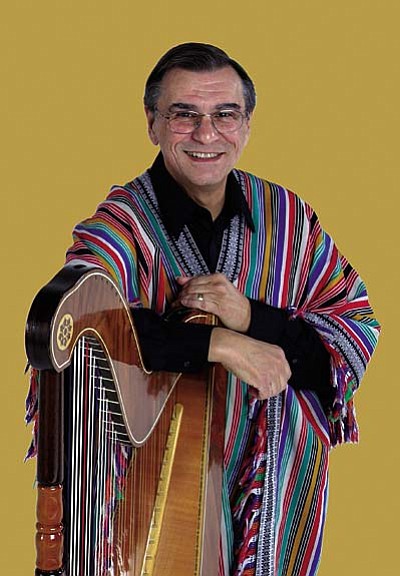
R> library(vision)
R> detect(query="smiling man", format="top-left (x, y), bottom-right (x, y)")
top-left (66, 43), bottom-right (379, 575)
top-left (145, 66), bottom-right (251, 217)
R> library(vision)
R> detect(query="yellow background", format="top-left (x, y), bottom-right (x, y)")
top-left (1, 1), bottom-right (398, 573)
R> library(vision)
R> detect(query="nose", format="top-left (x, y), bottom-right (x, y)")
top-left (191, 115), bottom-right (220, 143)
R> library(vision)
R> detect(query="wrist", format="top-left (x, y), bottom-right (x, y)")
top-left (208, 327), bottom-right (246, 366)
top-left (240, 297), bottom-right (251, 332)
top-left (208, 327), bottom-right (232, 364)
top-left (232, 297), bottom-right (251, 333)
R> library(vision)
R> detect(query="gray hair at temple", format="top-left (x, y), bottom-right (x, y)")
top-left (144, 42), bottom-right (256, 115)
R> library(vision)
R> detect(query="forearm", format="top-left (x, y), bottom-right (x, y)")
top-left (247, 299), bottom-right (333, 408)
top-left (131, 307), bottom-right (214, 372)
top-left (208, 327), bottom-right (290, 400)
top-left (131, 300), bottom-right (332, 407)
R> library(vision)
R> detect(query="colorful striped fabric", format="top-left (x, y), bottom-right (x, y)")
top-left (49, 167), bottom-right (379, 574)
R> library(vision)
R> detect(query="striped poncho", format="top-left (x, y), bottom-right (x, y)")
top-left (62, 168), bottom-right (379, 575)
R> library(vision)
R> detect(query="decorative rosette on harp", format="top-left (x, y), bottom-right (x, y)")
top-left (56, 313), bottom-right (74, 351)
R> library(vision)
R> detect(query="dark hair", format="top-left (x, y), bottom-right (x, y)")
top-left (144, 42), bottom-right (256, 114)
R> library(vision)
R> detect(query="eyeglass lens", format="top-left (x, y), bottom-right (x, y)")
top-left (168, 111), bottom-right (244, 134)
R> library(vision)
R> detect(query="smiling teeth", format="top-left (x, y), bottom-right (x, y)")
top-left (186, 152), bottom-right (220, 158)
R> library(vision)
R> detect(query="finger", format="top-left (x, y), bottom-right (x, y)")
top-left (175, 275), bottom-right (193, 286)
top-left (180, 273), bottom-right (227, 290)
top-left (180, 293), bottom-right (218, 311)
top-left (180, 276), bottom-right (214, 291)
top-left (180, 277), bottom-right (229, 300)
top-left (180, 288), bottom-right (219, 305)
top-left (179, 282), bottom-right (219, 303)
top-left (177, 280), bottom-right (208, 301)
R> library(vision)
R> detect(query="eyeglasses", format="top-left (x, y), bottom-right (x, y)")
top-left (155, 108), bottom-right (248, 134)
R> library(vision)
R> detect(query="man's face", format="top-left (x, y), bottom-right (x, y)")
top-left (145, 66), bottom-right (251, 199)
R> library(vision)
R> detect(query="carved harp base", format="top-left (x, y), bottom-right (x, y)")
top-left (36, 484), bottom-right (64, 575)
top-left (35, 569), bottom-right (65, 576)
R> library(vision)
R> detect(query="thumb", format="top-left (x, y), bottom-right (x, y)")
top-left (176, 275), bottom-right (192, 285)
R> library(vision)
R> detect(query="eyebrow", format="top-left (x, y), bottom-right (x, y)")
top-left (168, 102), bottom-right (242, 112)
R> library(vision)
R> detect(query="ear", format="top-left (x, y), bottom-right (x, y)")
top-left (243, 111), bottom-right (252, 147)
top-left (145, 106), bottom-right (159, 145)
top-left (245, 111), bottom-right (253, 129)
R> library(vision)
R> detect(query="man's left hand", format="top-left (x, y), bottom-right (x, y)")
top-left (175, 273), bottom-right (251, 333)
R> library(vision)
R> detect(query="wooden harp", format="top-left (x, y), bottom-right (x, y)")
top-left (25, 264), bottom-right (227, 576)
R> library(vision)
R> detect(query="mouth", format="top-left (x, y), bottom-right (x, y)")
top-left (184, 151), bottom-right (224, 160)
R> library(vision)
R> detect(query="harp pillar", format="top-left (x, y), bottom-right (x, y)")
top-left (35, 370), bottom-right (65, 576)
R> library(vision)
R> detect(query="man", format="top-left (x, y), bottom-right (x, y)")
top-left (66, 43), bottom-right (379, 575)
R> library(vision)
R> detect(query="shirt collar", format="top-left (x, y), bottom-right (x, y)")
top-left (148, 152), bottom-right (255, 237)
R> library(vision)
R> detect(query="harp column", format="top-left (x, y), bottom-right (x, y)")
top-left (35, 369), bottom-right (65, 576)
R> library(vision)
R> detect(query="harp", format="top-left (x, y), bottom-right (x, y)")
top-left (25, 264), bottom-right (227, 576)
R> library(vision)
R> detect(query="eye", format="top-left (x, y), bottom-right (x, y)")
top-left (173, 111), bottom-right (199, 119)
top-left (215, 110), bottom-right (238, 119)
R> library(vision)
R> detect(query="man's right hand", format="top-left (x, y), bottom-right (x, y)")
top-left (208, 327), bottom-right (291, 400)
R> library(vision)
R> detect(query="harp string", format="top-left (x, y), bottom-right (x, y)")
top-left (65, 336), bottom-right (131, 575)
top-left (64, 334), bottom-right (177, 575)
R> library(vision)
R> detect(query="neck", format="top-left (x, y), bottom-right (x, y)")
top-left (161, 156), bottom-right (227, 220)
top-left (184, 183), bottom-right (226, 220)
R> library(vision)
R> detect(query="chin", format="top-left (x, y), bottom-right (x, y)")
top-left (188, 163), bottom-right (231, 181)
top-left (186, 173), bottom-right (226, 189)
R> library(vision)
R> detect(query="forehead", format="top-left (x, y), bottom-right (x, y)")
top-left (157, 66), bottom-right (245, 109)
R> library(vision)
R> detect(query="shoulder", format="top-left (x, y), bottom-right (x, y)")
top-left (105, 170), bottom-right (152, 205)
top-left (93, 170), bottom-right (158, 224)
top-left (233, 168), bottom-right (315, 223)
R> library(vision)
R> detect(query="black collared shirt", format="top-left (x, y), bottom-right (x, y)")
top-left (132, 154), bottom-right (333, 409)
top-left (149, 152), bottom-right (254, 272)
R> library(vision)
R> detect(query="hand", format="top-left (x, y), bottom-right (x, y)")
top-left (208, 328), bottom-right (291, 400)
top-left (175, 274), bottom-right (251, 333)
